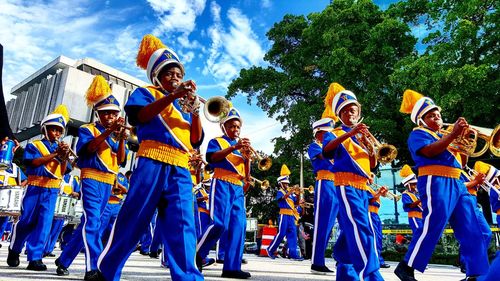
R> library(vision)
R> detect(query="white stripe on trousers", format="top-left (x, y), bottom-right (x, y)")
top-left (408, 176), bottom-right (432, 267)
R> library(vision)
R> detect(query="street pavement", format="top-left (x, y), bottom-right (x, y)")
top-left (0, 242), bottom-right (466, 280)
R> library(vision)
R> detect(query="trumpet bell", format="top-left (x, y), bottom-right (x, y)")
top-left (261, 180), bottom-right (270, 190)
top-left (258, 158), bottom-right (272, 171)
top-left (203, 96), bottom-right (231, 123)
top-left (488, 124), bottom-right (500, 157)
top-left (377, 144), bottom-right (398, 164)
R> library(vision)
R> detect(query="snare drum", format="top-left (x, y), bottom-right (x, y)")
top-left (0, 186), bottom-right (24, 216)
top-left (67, 200), bottom-right (83, 225)
top-left (54, 195), bottom-right (75, 218)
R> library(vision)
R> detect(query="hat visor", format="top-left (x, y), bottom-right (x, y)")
top-left (95, 104), bottom-right (121, 111)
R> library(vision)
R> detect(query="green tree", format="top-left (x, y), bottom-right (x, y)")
top-left (227, 0), bottom-right (416, 164)
top-left (388, 0), bottom-right (500, 159)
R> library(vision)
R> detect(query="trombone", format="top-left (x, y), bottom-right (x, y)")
top-left (441, 123), bottom-right (500, 157)
top-left (354, 119), bottom-right (398, 164)
top-left (250, 177), bottom-right (270, 190)
top-left (464, 165), bottom-right (500, 196)
top-left (370, 183), bottom-right (401, 202)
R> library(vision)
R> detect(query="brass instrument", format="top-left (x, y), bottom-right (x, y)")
top-left (464, 165), bottom-right (500, 196)
top-left (250, 177), bottom-right (270, 190)
top-left (300, 202), bottom-right (314, 209)
top-left (241, 144), bottom-right (272, 171)
top-left (354, 119), bottom-right (398, 164)
top-left (441, 123), bottom-right (500, 157)
top-left (56, 141), bottom-right (78, 166)
top-left (290, 185), bottom-right (315, 194)
top-left (370, 183), bottom-right (401, 202)
top-left (174, 82), bottom-right (231, 122)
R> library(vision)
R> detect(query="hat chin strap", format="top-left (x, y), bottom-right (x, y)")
top-left (418, 118), bottom-right (430, 128)
top-left (153, 76), bottom-right (166, 92)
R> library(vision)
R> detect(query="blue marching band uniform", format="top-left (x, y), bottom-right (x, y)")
top-left (266, 164), bottom-right (302, 261)
top-left (3, 36), bottom-right (500, 281)
top-left (0, 161), bottom-right (27, 239)
top-left (400, 165), bottom-right (423, 234)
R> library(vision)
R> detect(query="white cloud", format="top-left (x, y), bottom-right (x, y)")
top-left (261, 0), bottom-right (272, 9)
top-left (204, 5), bottom-right (265, 83)
top-left (147, 0), bottom-right (206, 45)
top-left (0, 0), bottom-right (147, 100)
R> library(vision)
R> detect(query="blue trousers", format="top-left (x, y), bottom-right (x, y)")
top-left (311, 179), bottom-right (338, 266)
top-left (0, 216), bottom-right (9, 236)
top-left (216, 229), bottom-right (229, 261)
top-left (98, 158), bottom-right (202, 281)
top-left (408, 216), bottom-right (422, 234)
top-left (99, 203), bottom-right (121, 243)
top-left (370, 212), bottom-right (385, 265)
top-left (404, 176), bottom-right (489, 275)
top-left (10, 185), bottom-right (58, 261)
top-left (479, 251), bottom-right (500, 281)
top-left (197, 178), bottom-right (246, 271)
top-left (150, 217), bottom-right (162, 254)
top-left (195, 209), bottom-right (210, 241)
top-left (44, 218), bottom-right (65, 254)
top-left (266, 214), bottom-right (299, 259)
top-left (334, 185), bottom-right (383, 281)
top-left (58, 178), bottom-right (111, 271)
top-left (140, 211), bottom-right (157, 252)
top-left (333, 231), bottom-right (359, 280)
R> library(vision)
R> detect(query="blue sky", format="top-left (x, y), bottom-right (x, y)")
top-left (1, 0), bottom-right (417, 155)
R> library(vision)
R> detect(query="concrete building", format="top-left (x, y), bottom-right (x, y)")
top-left (5, 55), bottom-right (146, 171)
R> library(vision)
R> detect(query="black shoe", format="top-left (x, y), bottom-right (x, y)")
top-left (216, 259), bottom-right (224, 264)
top-left (57, 264), bottom-right (69, 276)
top-left (27, 260), bottom-right (47, 271)
top-left (7, 248), bottom-right (20, 267)
top-left (221, 270), bottom-right (251, 279)
top-left (195, 254), bottom-right (203, 273)
top-left (84, 270), bottom-right (104, 281)
top-left (311, 264), bottom-right (334, 275)
top-left (381, 263), bottom-right (391, 268)
top-left (241, 258), bottom-right (247, 264)
top-left (139, 250), bottom-right (150, 256)
top-left (202, 258), bottom-right (215, 267)
top-left (46, 252), bottom-right (56, 257)
top-left (149, 251), bottom-right (159, 259)
top-left (394, 261), bottom-right (417, 281)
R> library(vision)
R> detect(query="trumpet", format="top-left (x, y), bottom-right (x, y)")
top-left (464, 165), bottom-right (500, 196)
top-left (354, 119), bottom-right (398, 164)
top-left (370, 183), bottom-right (401, 202)
top-left (300, 202), bottom-right (314, 209)
top-left (56, 141), bottom-right (78, 166)
top-left (241, 144), bottom-right (272, 171)
top-left (441, 123), bottom-right (500, 157)
top-left (250, 177), bottom-right (270, 190)
top-left (174, 82), bottom-right (231, 123)
top-left (290, 185), bottom-right (315, 194)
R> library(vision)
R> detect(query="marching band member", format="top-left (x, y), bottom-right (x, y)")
top-left (367, 183), bottom-right (391, 269)
top-left (55, 75), bottom-right (128, 279)
top-left (195, 170), bottom-right (211, 240)
top-left (474, 161), bottom-right (500, 226)
top-left (196, 107), bottom-right (251, 279)
top-left (395, 90), bottom-right (489, 281)
top-left (266, 165), bottom-right (303, 261)
top-left (44, 174), bottom-right (80, 257)
top-left (0, 138), bottom-right (26, 248)
top-left (400, 165), bottom-right (422, 234)
top-left (97, 34), bottom-right (203, 281)
top-left (99, 172), bottom-right (128, 244)
top-left (7, 105), bottom-right (72, 271)
top-left (307, 112), bottom-right (337, 274)
top-left (322, 83), bottom-right (383, 281)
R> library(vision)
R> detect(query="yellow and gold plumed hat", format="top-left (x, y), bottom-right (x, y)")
top-left (40, 104), bottom-right (70, 135)
top-left (474, 161), bottom-right (500, 183)
top-left (136, 34), bottom-right (184, 86)
top-left (277, 164), bottom-right (291, 183)
top-left (85, 75), bottom-right (120, 112)
top-left (400, 89), bottom-right (441, 125)
top-left (399, 164), bottom-right (417, 186)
